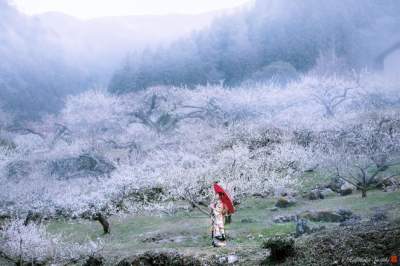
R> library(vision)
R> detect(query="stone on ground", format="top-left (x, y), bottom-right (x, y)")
top-left (299, 209), bottom-right (354, 223)
top-left (275, 197), bottom-right (296, 208)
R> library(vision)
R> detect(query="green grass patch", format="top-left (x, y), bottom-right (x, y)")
top-left (261, 223), bottom-right (295, 237)
top-left (43, 189), bottom-right (400, 260)
top-left (299, 171), bottom-right (331, 194)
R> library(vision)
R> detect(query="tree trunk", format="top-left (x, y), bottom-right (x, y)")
top-left (361, 188), bottom-right (367, 198)
top-left (23, 211), bottom-right (42, 226)
top-left (93, 213), bottom-right (110, 234)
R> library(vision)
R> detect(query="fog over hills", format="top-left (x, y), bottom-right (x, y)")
top-left (34, 11), bottom-right (221, 83)
top-left (108, 0), bottom-right (400, 93)
top-left (0, 0), bottom-right (224, 119)
top-left (1, 0), bottom-right (399, 119)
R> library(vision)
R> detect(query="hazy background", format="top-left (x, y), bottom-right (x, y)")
top-left (0, 0), bottom-right (399, 119)
top-left (1, 0), bottom-right (246, 119)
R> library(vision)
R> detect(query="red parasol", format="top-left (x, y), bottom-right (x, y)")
top-left (213, 183), bottom-right (235, 214)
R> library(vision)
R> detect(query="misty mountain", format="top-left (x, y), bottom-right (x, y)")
top-left (109, 0), bottom-right (400, 93)
top-left (0, 1), bottom-right (84, 119)
top-left (0, 0), bottom-right (221, 119)
top-left (34, 11), bottom-right (220, 84)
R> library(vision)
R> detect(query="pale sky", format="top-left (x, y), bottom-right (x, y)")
top-left (13, 0), bottom-right (252, 19)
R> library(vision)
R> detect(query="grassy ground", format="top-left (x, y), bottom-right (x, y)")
top-left (43, 189), bottom-right (400, 265)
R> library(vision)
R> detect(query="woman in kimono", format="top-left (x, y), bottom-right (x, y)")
top-left (210, 192), bottom-right (229, 247)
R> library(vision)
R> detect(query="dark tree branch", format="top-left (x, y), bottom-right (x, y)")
top-left (6, 126), bottom-right (45, 139)
top-left (188, 200), bottom-right (211, 217)
top-left (50, 123), bottom-right (72, 147)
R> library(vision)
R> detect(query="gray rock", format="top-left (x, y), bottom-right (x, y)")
top-left (273, 215), bottom-right (297, 223)
top-left (227, 255), bottom-right (239, 264)
top-left (50, 154), bottom-right (115, 179)
top-left (300, 209), bottom-right (354, 223)
top-left (384, 185), bottom-right (398, 192)
top-left (340, 182), bottom-right (355, 196)
top-left (382, 177), bottom-right (399, 192)
top-left (275, 197), bottom-right (296, 208)
top-left (320, 188), bottom-right (336, 198)
top-left (375, 176), bottom-right (398, 188)
top-left (218, 256), bottom-right (227, 264)
top-left (301, 211), bottom-right (341, 222)
top-left (307, 189), bottom-right (323, 200)
top-left (327, 176), bottom-right (345, 193)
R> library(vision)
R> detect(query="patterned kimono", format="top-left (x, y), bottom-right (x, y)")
top-left (211, 198), bottom-right (227, 247)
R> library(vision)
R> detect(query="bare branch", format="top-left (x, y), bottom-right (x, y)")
top-left (6, 125), bottom-right (45, 139)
